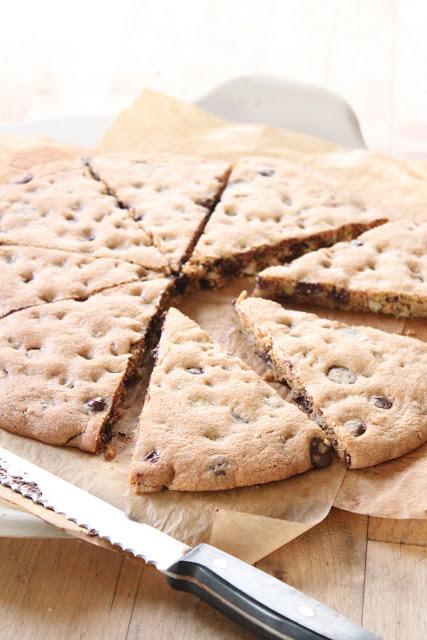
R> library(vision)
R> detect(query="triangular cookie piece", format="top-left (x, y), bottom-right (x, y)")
top-left (0, 244), bottom-right (152, 318)
top-left (129, 308), bottom-right (331, 493)
top-left (0, 160), bottom-right (169, 272)
top-left (89, 153), bottom-right (231, 272)
top-left (0, 278), bottom-right (171, 452)
top-left (183, 157), bottom-right (387, 287)
top-left (234, 293), bottom-right (427, 468)
top-left (255, 220), bottom-right (427, 318)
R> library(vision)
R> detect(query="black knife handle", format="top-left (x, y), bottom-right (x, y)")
top-left (166, 544), bottom-right (381, 640)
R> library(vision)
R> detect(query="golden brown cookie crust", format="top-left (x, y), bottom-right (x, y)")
top-left (0, 279), bottom-right (171, 451)
top-left (183, 156), bottom-right (387, 287)
top-left (89, 153), bottom-right (231, 272)
top-left (0, 244), bottom-right (152, 319)
top-left (234, 293), bottom-right (427, 469)
top-left (255, 220), bottom-right (427, 318)
top-left (0, 160), bottom-right (169, 272)
top-left (130, 307), bottom-right (331, 492)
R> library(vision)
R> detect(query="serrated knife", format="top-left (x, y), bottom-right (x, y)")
top-left (0, 446), bottom-right (381, 640)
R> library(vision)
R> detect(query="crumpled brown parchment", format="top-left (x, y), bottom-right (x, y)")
top-left (0, 89), bottom-right (425, 567)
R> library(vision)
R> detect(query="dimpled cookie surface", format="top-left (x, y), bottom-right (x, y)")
top-left (183, 156), bottom-right (387, 286)
top-left (0, 244), bottom-right (149, 318)
top-left (130, 307), bottom-right (331, 492)
top-left (255, 220), bottom-right (427, 318)
top-left (0, 160), bottom-right (169, 271)
top-left (89, 153), bottom-right (231, 272)
top-left (0, 279), bottom-right (170, 451)
top-left (234, 293), bottom-right (427, 468)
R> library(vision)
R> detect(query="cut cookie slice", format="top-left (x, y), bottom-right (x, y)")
top-left (0, 244), bottom-right (152, 318)
top-left (0, 278), bottom-right (171, 452)
top-left (183, 156), bottom-right (387, 287)
top-left (129, 307), bottom-right (331, 493)
top-left (234, 293), bottom-right (427, 468)
top-left (255, 220), bottom-right (427, 318)
top-left (89, 153), bottom-right (231, 272)
top-left (0, 160), bottom-right (169, 272)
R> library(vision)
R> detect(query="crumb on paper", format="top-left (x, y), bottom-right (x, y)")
top-left (104, 445), bottom-right (116, 461)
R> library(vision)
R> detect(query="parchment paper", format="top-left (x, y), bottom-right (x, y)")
top-left (0, 90), bottom-right (425, 567)
top-left (0, 276), bottom-right (346, 563)
top-left (98, 89), bottom-right (427, 518)
top-left (98, 89), bottom-right (427, 521)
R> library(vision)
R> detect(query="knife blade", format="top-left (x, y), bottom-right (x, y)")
top-left (0, 446), bottom-right (381, 640)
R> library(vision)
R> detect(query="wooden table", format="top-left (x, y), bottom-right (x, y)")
top-left (0, 1), bottom-right (426, 638)
top-left (0, 511), bottom-right (425, 639)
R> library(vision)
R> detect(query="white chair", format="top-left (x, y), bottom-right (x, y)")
top-left (195, 75), bottom-right (366, 148)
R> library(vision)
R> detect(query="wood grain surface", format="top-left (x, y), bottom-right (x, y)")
top-left (0, 510), bottom-right (425, 639)
top-left (0, 2), bottom-right (426, 639)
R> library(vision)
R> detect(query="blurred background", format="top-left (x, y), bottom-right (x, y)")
top-left (0, 0), bottom-right (425, 158)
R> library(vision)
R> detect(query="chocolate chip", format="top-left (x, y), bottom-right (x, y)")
top-left (258, 166), bottom-right (275, 177)
top-left (260, 352), bottom-right (272, 367)
top-left (327, 367), bottom-right (357, 385)
top-left (310, 437), bottom-right (332, 468)
top-left (87, 397), bottom-right (107, 412)
top-left (133, 212), bottom-right (145, 221)
top-left (218, 258), bottom-right (239, 276)
top-left (7, 173), bottom-right (33, 185)
top-left (195, 197), bottom-right (213, 209)
top-left (172, 273), bottom-right (188, 296)
top-left (371, 395), bottom-right (393, 409)
top-left (295, 282), bottom-right (325, 297)
top-left (255, 276), bottom-right (270, 290)
top-left (294, 392), bottom-right (313, 414)
top-left (350, 239), bottom-right (364, 247)
top-left (330, 288), bottom-right (350, 305)
top-left (186, 366), bottom-right (204, 375)
top-left (344, 419), bottom-right (367, 436)
top-left (143, 449), bottom-right (159, 463)
top-left (208, 456), bottom-right (229, 477)
top-left (231, 408), bottom-right (249, 423)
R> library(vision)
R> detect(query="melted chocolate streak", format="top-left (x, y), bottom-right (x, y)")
top-left (0, 461), bottom-right (43, 500)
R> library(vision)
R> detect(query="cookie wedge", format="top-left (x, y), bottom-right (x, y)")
top-left (234, 293), bottom-right (427, 468)
top-left (0, 279), bottom-right (171, 452)
top-left (130, 307), bottom-right (331, 493)
top-left (0, 244), bottom-right (153, 318)
top-left (0, 161), bottom-right (169, 272)
top-left (89, 153), bottom-right (231, 272)
top-left (183, 156), bottom-right (387, 287)
top-left (255, 220), bottom-right (427, 318)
